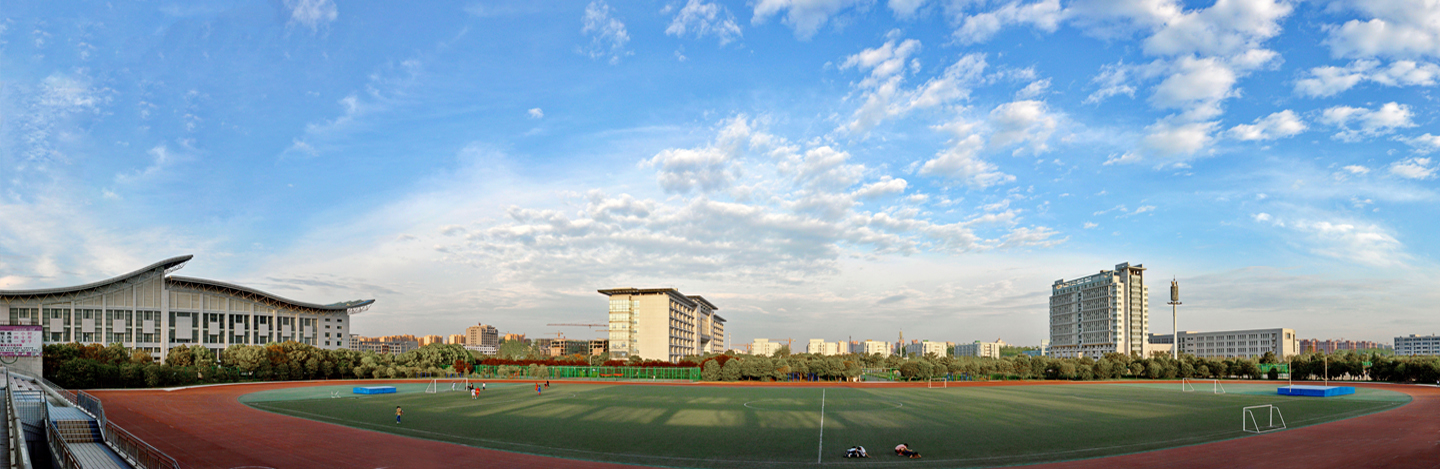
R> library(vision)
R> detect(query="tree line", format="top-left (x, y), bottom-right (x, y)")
top-left (40, 341), bottom-right (1440, 389)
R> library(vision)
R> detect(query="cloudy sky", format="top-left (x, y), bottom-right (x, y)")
top-left (3, 0), bottom-right (1438, 348)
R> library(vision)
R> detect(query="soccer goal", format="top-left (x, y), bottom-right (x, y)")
top-left (1182, 378), bottom-right (1226, 394)
top-left (928, 378), bottom-right (948, 388)
top-left (426, 377), bottom-right (471, 394)
top-left (1242, 404), bottom-right (1286, 433)
top-left (330, 390), bottom-right (341, 399)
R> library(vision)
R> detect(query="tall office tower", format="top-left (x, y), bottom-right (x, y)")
top-left (1049, 262), bottom-right (1149, 359)
top-left (599, 288), bottom-right (726, 362)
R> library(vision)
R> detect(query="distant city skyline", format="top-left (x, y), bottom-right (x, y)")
top-left (4, 1), bottom-right (1437, 347)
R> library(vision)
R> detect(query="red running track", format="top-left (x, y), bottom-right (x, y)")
top-left (89, 380), bottom-right (1440, 469)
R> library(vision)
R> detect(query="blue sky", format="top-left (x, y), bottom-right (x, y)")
top-left (3, 0), bottom-right (1437, 348)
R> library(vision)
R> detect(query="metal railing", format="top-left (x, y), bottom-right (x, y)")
top-left (2, 369), bottom-right (32, 469)
top-left (43, 423), bottom-right (79, 469)
top-left (102, 423), bottom-right (178, 469)
top-left (73, 393), bottom-right (105, 430)
top-left (25, 374), bottom-right (178, 469)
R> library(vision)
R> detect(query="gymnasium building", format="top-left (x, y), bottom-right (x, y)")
top-left (0, 255), bottom-right (373, 361)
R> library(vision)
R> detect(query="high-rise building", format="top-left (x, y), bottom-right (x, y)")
top-left (419, 335), bottom-right (444, 346)
top-left (447, 334), bottom-right (466, 345)
top-left (465, 324), bottom-right (499, 348)
top-left (599, 288), bottom-right (726, 362)
top-left (862, 340), bottom-right (890, 356)
top-left (1395, 335), bottom-right (1439, 356)
top-left (1049, 262), bottom-right (1149, 359)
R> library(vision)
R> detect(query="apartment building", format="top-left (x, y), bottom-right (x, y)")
top-left (752, 338), bottom-right (783, 356)
top-left (862, 340), bottom-right (890, 356)
top-left (903, 340), bottom-right (946, 357)
top-left (954, 341), bottom-right (1003, 358)
top-left (806, 339), bottom-right (850, 355)
top-left (1049, 262), bottom-right (1149, 359)
top-left (599, 288), bottom-right (726, 362)
top-left (1301, 338), bottom-right (1389, 353)
top-left (465, 324), bottom-right (499, 348)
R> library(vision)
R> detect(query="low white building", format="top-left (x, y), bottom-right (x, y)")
top-left (903, 341), bottom-right (946, 357)
top-left (862, 340), bottom-right (890, 356)
top-left (954, 341), bottom-right (1003, 359)
top-left (1164, 328), bottom-right (1299, 358)
top-left (1395, 335), bottom-right (1439, 356)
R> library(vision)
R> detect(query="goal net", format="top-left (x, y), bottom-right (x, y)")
top-left (1242, 405), bottom-right (1286, 433)
top-left (928, 378), bottom-right (948, 388)
top-left (427, 377), bottom-right (471, 394)
top-left (1182, 378), bottom-right (1226, 394)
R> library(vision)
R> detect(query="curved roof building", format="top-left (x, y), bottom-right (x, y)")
top-left (0, 256), bottom-right (373, 358)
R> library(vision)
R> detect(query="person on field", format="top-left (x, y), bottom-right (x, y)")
top-left (395, 406), bottom-right (403, 424)
top-left (545, 380), bottom-right (550, 388)
top-left (894, 443), bottom-right (919, 459)
top-left (536, 383), bottom-right (542, 395)
top-left (845, 446), bottom-right (869, 458)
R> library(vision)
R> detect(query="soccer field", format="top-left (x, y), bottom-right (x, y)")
top-left (242, 381), bottom-right (1408, 468)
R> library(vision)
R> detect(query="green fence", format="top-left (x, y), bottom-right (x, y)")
top-left (473, 365), bottom-right (701, 381)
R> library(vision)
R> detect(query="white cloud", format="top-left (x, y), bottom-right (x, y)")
top-left (918, 120), bottom-right (1015, 189)
top-left (853, 176), bottom-right (908, 199)
top-left (1295, 60), bottom-right (1440, 97)
top-left (1141, 120), bottom-right (1218, 157)
top-left (1389, 157), bottom-right (1436, 180)
top-left (1343, 165), bottom-right (1370, 175)
top-left (666, 0), bottom-right (742, 46)
top-left (116, 143), bottom-right (189, 184)
top-left (1323, 0), bottom-right (1440, 59)
top-left (283, 0), bottom-right (338, 32)
top-left (952, 0), bottom-right (1065, 45)
top-left (1400, 133), bottom-right (1440, 153)
top-left (988, 100), bottom-right (1057, 155)
top-left (751, 0), bottom-right (866, 40)
top-left (582, 0), bottom-right (631, 64)
top-left (837, 35), bottom-right (990, 137)
top-left (528, 108), bottom-right (544, 119)
top-left (1292, 220), bottom-right (1406, 267)
top-left (1083, 222), bottom-right (1098, 229)
top-left (888, 0), bottom-right (927, 19)
top-left (644, 116), bottom-right (761, 194)
top-left (1149, 56), bottom-right (1236, 116)
top-left (1227, 110), bottom-right (1306, 141)
top-left (1252, 212), bottom-right (1273, 223)
top-left (1015, 78), bottom-right (1050, 99)
top-left (1318, 102), bottom-right (1415, 142)
top-left (1140, 0), bottom-right (1292, 57)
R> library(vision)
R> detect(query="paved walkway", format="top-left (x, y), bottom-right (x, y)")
top-left (89, 380), bottom-right (1440, 469)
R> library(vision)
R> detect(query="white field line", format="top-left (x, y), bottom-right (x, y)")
top-left (817, 388), bottom-right (826, 464)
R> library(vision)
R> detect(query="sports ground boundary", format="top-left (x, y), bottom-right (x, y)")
top-left (87, 380), bottom-right (1440, 469)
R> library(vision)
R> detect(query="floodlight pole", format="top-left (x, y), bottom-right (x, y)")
top-left (1168, 279), bottom-right (1181, 360)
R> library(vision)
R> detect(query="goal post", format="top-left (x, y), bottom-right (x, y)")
top-left (928, 377), bottom-right (948, 388)
top-left (1182, 378), bottom-right (1225, 394)
top-left (426, 379), bottom-right (438, 394)
top-left (1242, 405), bottom-right (1286, 433)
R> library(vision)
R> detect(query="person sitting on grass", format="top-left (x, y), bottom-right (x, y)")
top-left (845, 446), bottom-right (869, 458)
top-left (894, 443), bottom-right (919, 458)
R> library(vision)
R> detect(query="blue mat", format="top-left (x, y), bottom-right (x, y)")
top-left (1278, 385), bottom-right (1355, 397)
top-left (353, 386), bottom-right (397, 395)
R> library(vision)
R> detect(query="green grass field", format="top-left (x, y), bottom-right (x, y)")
top-left (243, 381), bottom-right (1408, 468)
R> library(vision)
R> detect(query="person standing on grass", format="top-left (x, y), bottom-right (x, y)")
top-left (395, 406), bottom-right (403, 424)
top-left (481, 382), bottom-right (486, 391)
top-left (536, 382), bottom-right (542, 396)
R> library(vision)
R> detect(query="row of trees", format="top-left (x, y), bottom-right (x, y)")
top-left (41, 341), bottom-right (1440, 389)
